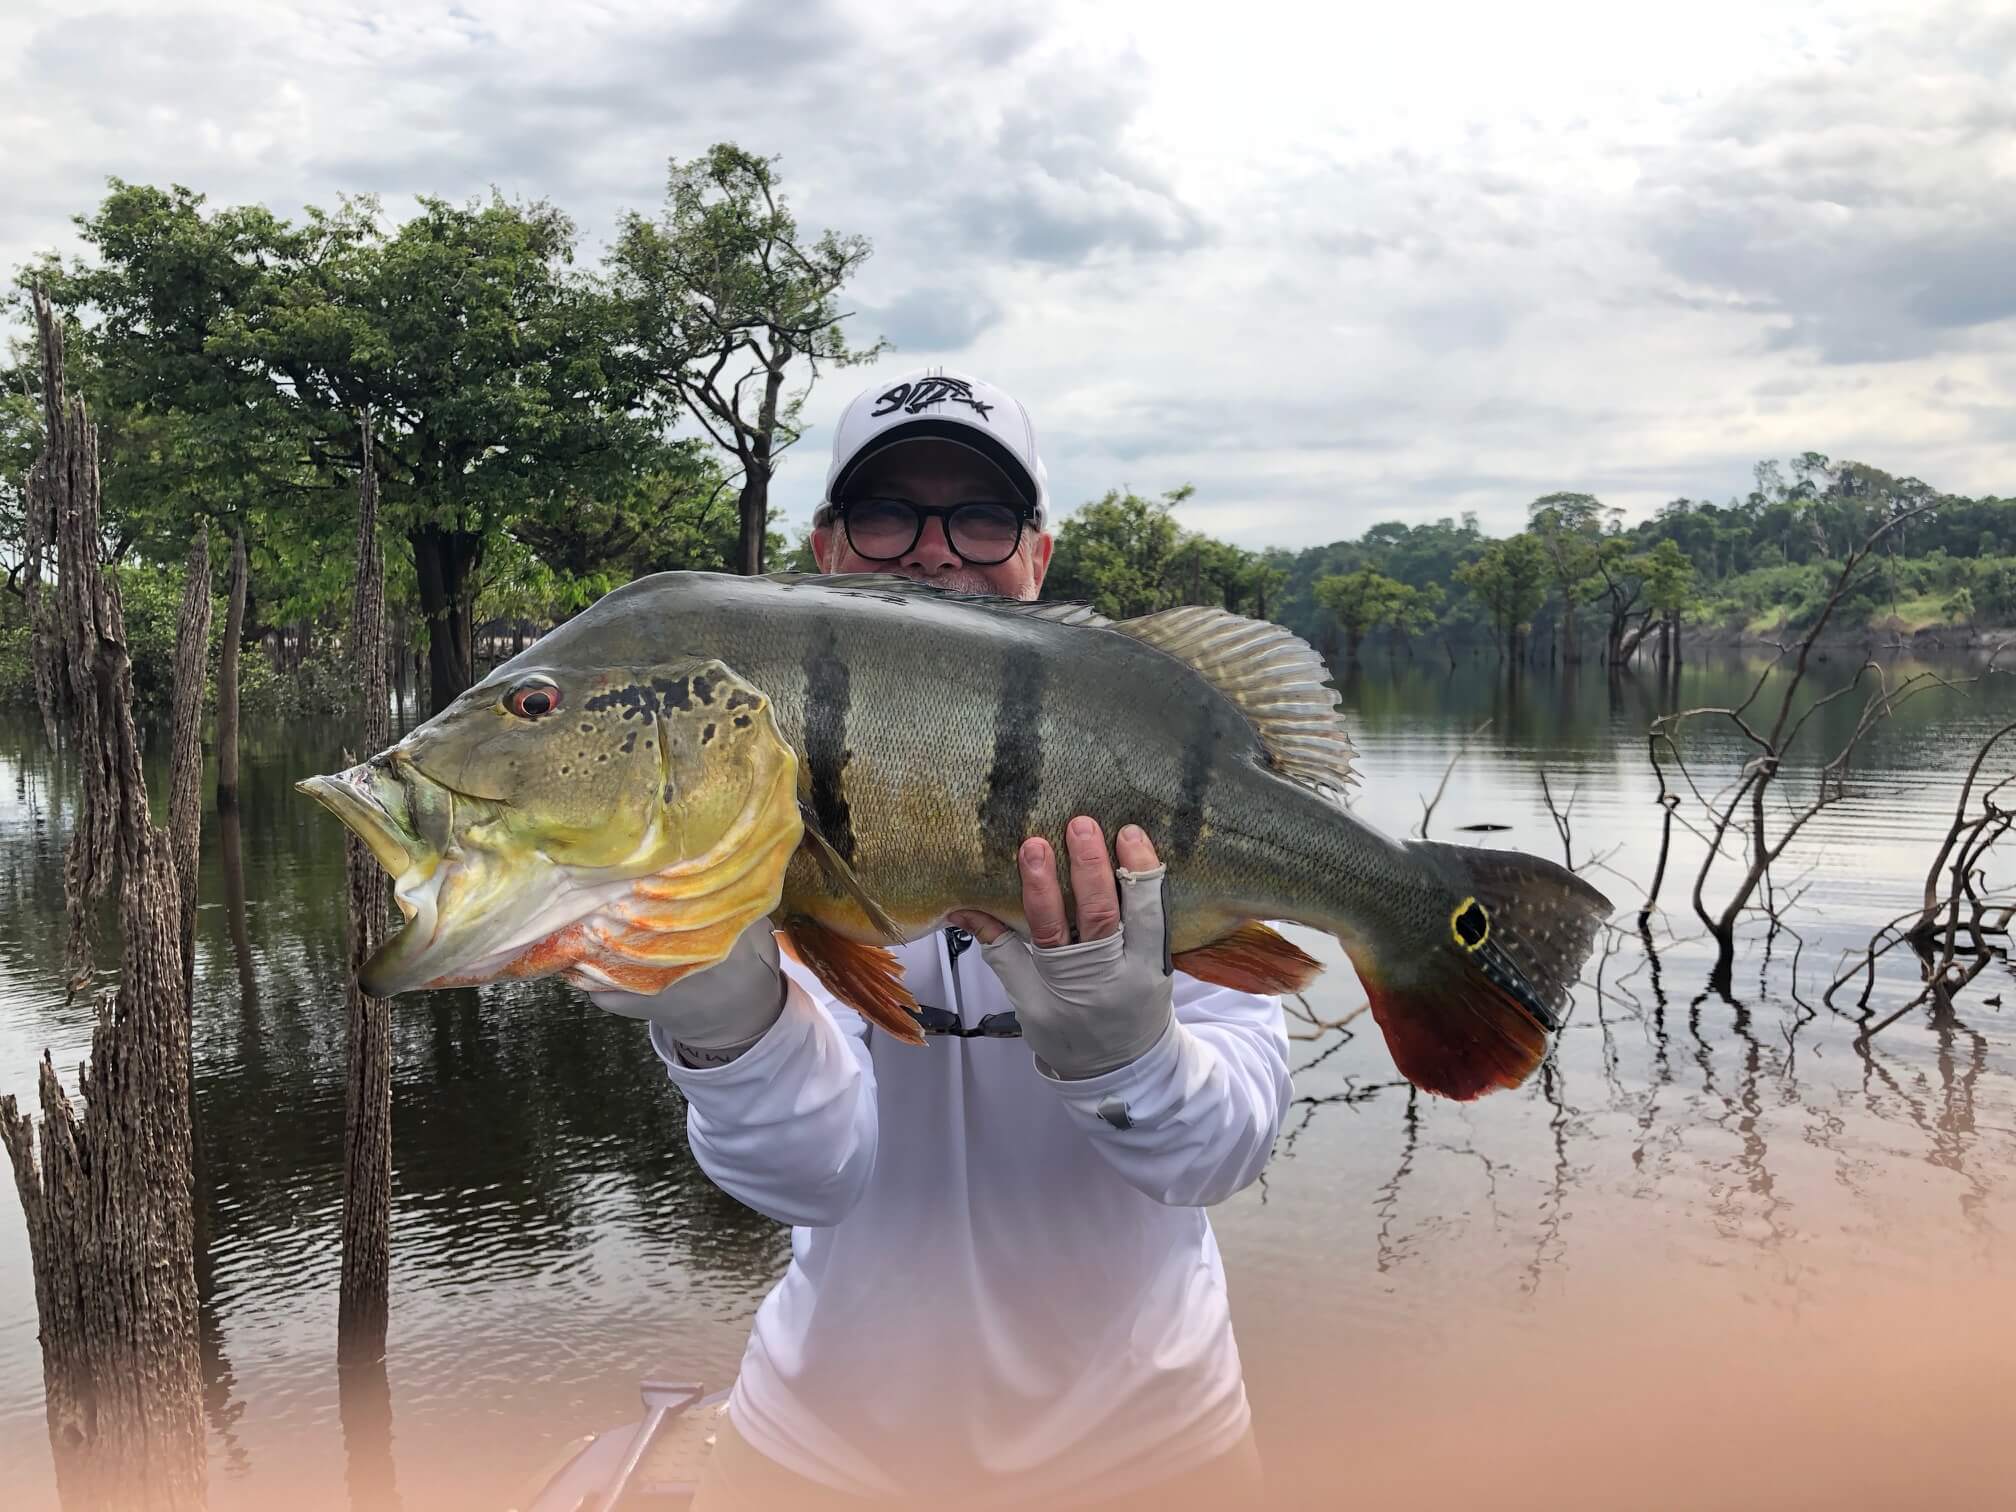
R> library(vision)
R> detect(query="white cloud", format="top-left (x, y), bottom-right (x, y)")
top-left (3, 0), bottom-right (2013, 551)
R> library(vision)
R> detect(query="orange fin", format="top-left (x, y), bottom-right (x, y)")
top-left (1344, 942), bottom-right (1549, 1101)
top-left (1174, 923), bottom-right (1324, 994)
top-left (779, 914), bottom-right (926, 1046)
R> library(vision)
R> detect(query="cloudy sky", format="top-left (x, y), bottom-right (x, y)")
top-left (4, 0), bottom-right (2012, 547)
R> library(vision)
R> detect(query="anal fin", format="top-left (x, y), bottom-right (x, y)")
top-left (1174, 922), bottom-right (1323, 994)
top-left (779, 913), bottom-right (927, 1046)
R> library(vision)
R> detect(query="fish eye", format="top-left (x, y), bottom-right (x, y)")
top-left (505, 680), bottom-right (561, 720)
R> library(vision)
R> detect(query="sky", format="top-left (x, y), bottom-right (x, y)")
top-left (4, 0), bottom-right (2013, 549)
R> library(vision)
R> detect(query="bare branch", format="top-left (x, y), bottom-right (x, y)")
top-left (1414, 719), bottom-right (1490, 839)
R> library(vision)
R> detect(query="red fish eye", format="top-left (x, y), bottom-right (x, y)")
top-left (507, 683), bottom-right (560, 719)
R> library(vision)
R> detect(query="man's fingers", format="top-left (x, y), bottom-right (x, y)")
top-left (1020, 838), bottom-right (1071, 948)
top-left (1065, 816), bottom-right (1121, 941)
top-left (947, 910), bottom-right (1009, 945)
top-left (1114, 824), bottom-right (1160, 874)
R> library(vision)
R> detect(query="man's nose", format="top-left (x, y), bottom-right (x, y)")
top-left (901, 513), bottom-right (961, 572)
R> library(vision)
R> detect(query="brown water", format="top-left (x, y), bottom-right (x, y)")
top-left (2, 652), bottom-right (2013, 1509)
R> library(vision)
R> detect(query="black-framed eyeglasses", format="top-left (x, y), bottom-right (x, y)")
top-left (835, 497), bottom-right (1031, 566)
top-left (909, 1005), bottom-right (1023, 1039)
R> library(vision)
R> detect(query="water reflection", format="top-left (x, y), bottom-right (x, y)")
top-left (338, 1349), bottom-right (400, 1512)
top-left (0, 651), bottom-right (2013, 1510)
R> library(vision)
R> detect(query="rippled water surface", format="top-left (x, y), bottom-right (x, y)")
top-left (3, 651), bottom-right (2013, 1509)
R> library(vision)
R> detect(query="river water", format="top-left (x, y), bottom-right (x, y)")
top-left (2, 651), bottom-right (2013, 1509)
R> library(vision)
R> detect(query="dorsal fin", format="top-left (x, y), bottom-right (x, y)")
top-left (1107, 606), bottom-right (1356, 796)
top-left (764, 572), bottom-right (1111, 627)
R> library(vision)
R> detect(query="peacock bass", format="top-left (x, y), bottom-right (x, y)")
top-left (299, 572), bottom-right (1612, 1100)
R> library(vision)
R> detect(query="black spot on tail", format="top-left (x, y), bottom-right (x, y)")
top-left (803, 626), bottom-right (856, 864)
top-left (978, 650), bottom-right (1045, 864)
top-left (1408, 840), bottom-right (1613, 1029)
top-left (1453, 898), bottom-right (1489, 948)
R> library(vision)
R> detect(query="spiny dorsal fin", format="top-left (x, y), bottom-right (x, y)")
top-left (1107, 606), bottom-right (1356, 796)
top-left (764, 572), bottom-right (1111, 627)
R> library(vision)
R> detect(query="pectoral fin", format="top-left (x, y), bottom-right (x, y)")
top-left (779, 913), bottom-right (927, 1046)
top-left (795, 803), bottom-right (905, 942)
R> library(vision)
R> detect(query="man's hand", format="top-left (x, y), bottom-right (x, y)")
top-left (949, 818), bottom-right (1174, 1080)
top-left (586, 920), bottom-right (788, 1066)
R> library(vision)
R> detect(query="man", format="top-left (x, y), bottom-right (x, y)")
top-left (590, 369), bottom-right (1288, 1509)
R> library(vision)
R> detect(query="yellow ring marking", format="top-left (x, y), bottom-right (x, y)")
top-left (1450, 895), bottom-right (1490, 952)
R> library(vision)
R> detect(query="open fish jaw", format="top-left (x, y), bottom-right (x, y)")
top-left (297, 765), bottom-right (425, 879)
top-left (300, 657), bottom-right (806, 999)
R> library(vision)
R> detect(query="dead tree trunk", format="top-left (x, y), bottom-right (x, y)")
top-left (412, 522), bottom-right (479, 715)
top-left (340, 421), bottom-right (396, 1367)
top-left (220, 806), bottom-right (257, 1014)
top-left (167, 537), bottom-right (213, 1003)
top-left (216, 534), bottom-right (247, 812)
top-left (20, 423), bottom-right (60, 750)
top-left (0, 289), bottom-right (207, 1512)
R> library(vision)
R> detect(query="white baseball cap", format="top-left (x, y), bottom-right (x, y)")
top-left (820, 367), bottom-right (1050, 528)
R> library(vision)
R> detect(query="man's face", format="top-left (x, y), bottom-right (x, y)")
top-left (812, 438), bottom-right (1054, 601)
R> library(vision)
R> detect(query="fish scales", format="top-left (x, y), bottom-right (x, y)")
top-left (582, 575), bottom-right (1391, 939)
top-left (300, 571), bottom-right (1616, 1101)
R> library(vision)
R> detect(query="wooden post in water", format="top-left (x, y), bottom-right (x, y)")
top-left (0, 290), bottom-right (208, 1511)
top-left (339, 416), bottom-right (401, 1509)
top-left (217, 533), bottom-right (247, 812)
top-left (168, 536), bottom-right (214, 1002)
top-left (340, 418), bottom-right (395, 1354)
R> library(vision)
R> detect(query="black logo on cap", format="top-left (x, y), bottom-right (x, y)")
top-left (871, 377), bottom-right (994, 422)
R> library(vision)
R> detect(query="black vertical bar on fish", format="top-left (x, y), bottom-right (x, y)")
top-left (802, 625), bottom-right (857, 864)
top-left (1169, 708), bottom-right (1215, 863)
top-left (978, 648), bottom-right (1046, 866)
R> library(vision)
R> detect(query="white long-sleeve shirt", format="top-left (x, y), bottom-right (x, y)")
top-left (647, 926), bottom-right (1290, 1505)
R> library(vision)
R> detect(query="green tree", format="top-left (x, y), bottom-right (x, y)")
top-left (1045, 487), bottom-right (1191, 617)
top-left (1380, 580), bottom-right (1444, 657)
top-left (1638, 537), bottom-right (1695, 659)
top-left (609, 144), bottom-right (884, 576)
top-left (1240, 555), bottom-right (1289, 622)
top-left (1313, 566), bottom-right (1403, 662)
top-left (1454, 534), bottom-right (1549, 662)
top-left (1526, 491), bottom-right (1611, 663)
top-left (1590, 536), bottom-right (1650, 664)
top-left (1166, 534), bottom-right (1277, 615)
top-left (33, 181), bottom-right (664, 713)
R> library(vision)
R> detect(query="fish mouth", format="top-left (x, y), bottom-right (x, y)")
top-left (296, 762), bottom-right (425, 879)
top-left (297, 756), bottom-right (549, 999)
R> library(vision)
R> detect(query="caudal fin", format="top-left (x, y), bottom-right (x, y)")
top-left (1347, 842), bottom-right (1612, 1101)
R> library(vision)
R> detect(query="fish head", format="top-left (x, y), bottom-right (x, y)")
top-left (298, 657), bottom-right (802, 998)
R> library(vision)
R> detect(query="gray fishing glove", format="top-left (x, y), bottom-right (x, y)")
top-left (978, 864), bottom-right (1175, 1080)
top-left (586, 921), bottom-right (788, 1067)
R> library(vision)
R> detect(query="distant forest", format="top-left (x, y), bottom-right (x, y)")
top-left (1045, 458), bottom-right (2016, 665)
top-left (4, 163), bottom-right (2010, 724)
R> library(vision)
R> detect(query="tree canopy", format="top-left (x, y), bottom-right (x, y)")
top-left (10, 168), bottom-right (2016, 710)
top-left (608, 144), bottom-right (885, 576)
